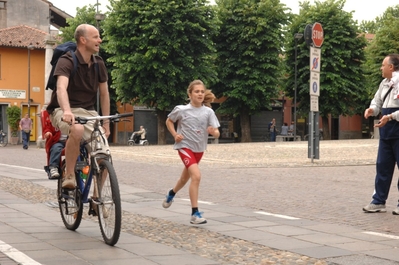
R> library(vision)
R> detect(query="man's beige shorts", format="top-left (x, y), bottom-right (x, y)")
top-left (50, 108), bottom-right (109, 149)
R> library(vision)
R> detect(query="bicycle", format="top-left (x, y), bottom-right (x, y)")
top-left (57, 112), bottom-right (133, 246)
top-left (0, 130), bottom-right (7, 147)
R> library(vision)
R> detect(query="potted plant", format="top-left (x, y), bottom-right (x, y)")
top-left (6, 105), bottom-right (21, 144)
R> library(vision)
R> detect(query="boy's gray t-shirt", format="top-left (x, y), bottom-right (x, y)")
top-left (168, 103), bottom-right (220, 152)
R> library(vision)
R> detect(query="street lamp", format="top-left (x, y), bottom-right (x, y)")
top-left (294, 33), bottom-right (303, 140)
top-left (27, 45), bottom-right (35, 118)
top-left (95, 0), bottom-right (106, 114)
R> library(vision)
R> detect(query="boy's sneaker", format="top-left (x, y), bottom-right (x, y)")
top-left (49, 167), bottom-right (60, 179)
top-left (190, 211), bottom-right (207, 224)
top-left (363, 203), bottom-right (386, 213)
top-left (392, 207), bottom-right (399, 215)
top-left (162, 189), bottom-right (174, 208)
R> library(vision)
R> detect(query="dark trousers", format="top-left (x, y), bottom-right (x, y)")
top-left (21, 130), bottom-right (30, 149)
top-left (372, 138), bottom-right (399, 205)
top-left (270, 131), bottom-right (276, 142)
top-left (49, 142), bottom-right (64, 168)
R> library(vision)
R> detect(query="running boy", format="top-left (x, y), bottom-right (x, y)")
top-left (162, 80), bottom-right (220, 224)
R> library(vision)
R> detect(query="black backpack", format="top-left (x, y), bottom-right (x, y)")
top-left (45, 41), bottom-right (78, 90)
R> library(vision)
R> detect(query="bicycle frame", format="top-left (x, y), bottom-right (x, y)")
top-left (57, 112), bottom-right (133, 246)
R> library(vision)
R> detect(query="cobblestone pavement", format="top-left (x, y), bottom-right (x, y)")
top-left (1, 139), bottom-right (398, 264)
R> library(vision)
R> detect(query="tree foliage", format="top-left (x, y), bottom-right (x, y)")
top-left (358, 20), bottom-right (378, 34)
top-left (213, 0), bottom-right (289, 142)
top-left (103, 0), bottom-right (218, 108)
top-left (283, 0), bottom-right (367, 139)
top-left (358, 5), bottom-right (399, 34)
top-left (59, 5), bottom-right (100, 42)
top-left (364, 5), bottom-right (399, 99)
top-left (103, 0), bottom-right (218, 144)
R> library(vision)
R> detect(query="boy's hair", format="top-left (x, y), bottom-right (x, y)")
top-left (187, 80), bottom-right (215, 108)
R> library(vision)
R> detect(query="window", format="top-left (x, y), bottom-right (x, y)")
top-left (0, 1), bottom-right (5, 9)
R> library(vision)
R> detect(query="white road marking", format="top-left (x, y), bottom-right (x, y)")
top-left (0, 163), bottom-right (42, 172)
top-left (181, 199), bottom-right (216, 205)
top-left (362, 231), bottom-right (399, 240)
top-left (0, 240), bottom-right (42, 265)
top-left (255, 211), bottom-right (300, 220)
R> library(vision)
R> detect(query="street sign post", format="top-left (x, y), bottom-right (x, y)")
top-left (308, 22), bottom-right (324, 162)
top-left (312, 22), bottom-right (324, 48)
top-left (310, 46), bottom-right (321, 73)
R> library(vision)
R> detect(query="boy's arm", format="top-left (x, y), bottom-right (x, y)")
top-left (166, 118), bottom-right (183, 143)
top-left (207, 127), bottom-right (220, 138)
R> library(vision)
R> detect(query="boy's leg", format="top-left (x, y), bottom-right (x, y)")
top-left (187, 164), bottom-right (201, 208)
top-left (48, 143), bottom-right (64, 179)
top-left (49, 143), bottom-right (64, 167)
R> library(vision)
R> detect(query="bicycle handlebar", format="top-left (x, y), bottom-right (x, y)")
top-left (62, 113), bottom-right (134, 125)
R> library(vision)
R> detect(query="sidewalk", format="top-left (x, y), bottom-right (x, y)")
top-left (1, 141), bottom-right (399, 265)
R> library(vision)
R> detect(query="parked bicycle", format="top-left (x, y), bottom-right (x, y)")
top-left (0, 130), bottom-right (7, 147)
top-left (57, 113), bottom-right (133, 246)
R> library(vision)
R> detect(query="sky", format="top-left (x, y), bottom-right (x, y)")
top-left (50, 0), bottom-right (399, 23)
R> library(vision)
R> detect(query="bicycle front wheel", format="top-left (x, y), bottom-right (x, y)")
top-left (96, 160), bottom-right (121, 246)
top-left (57, 160), bottom-right (83, 230)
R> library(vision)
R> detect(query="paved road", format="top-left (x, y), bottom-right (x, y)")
top-left (1, 139), bottom-right (399, 264)
top-left (5, 139), bottom-right (396, 235)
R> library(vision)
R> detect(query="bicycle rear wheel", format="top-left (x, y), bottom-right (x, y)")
top-left (0, 137), bottom-right (7, 147)
top-left (57, 160), bottom-right (83, 230)
top-left (96, 160), bottom-right (121, 246)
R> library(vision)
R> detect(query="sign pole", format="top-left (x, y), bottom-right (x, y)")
top-left (307, 22), bottom-right (323, 162)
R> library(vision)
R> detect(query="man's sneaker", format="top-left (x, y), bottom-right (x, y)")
top-left (162, 189), bottom-right (174, 208)
top-left (190, 211), bottom-right (207, 224)
top-left (49, 167), bottom-right (60, 179)
top-left (62, 174), bottom-right (76, 189)
top-left (363, 203), bottom-right (386, 213)
top-left (392, 207), bottom-right (399, 215)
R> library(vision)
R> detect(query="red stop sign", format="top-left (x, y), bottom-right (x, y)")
top-left (312, 22), bottom-right (324, 48)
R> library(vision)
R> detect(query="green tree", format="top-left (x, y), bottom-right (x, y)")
top-left (212, 0), bottom-right (288, 142)
top-left (59, 5), bottom-right (100, 41)
top-left (103, 0), bottom-right (218, 144)
top-left (358, 20), bottom-right (378, 34)
top-left (284, 0), bottom-right (367, 140)
top-left (359, 5), bottom-right (399, 34)
top-left (58, 4), bottom-right (118, 115)
top-left (364, 5), bottom-right (399, 99)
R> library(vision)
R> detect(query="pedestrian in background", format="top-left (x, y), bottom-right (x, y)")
top-left (162, 80), bottom-right (220, 224)
top-left (19, 113), bottom-right (32, 150)
top-left (363, 53), bottom-right (399, 215)
top-left (288, 121), bottom-right (295, 135)
top-left (281, 122), bottom-right (288, 136)
top-left (268, 118), bottom-right (277, 141)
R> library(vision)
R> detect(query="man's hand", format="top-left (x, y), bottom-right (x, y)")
top-left (62, 111), bottom-right (74, 125)
top-left (375, 115), bottom-right (390, 128)
top-left (103, 123), bottom-right (110, 138)
top-left (364, 108), bottom-right (374, 119)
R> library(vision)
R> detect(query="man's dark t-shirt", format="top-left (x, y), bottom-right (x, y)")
top-left (47, 49), bottom-right (108, 113)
